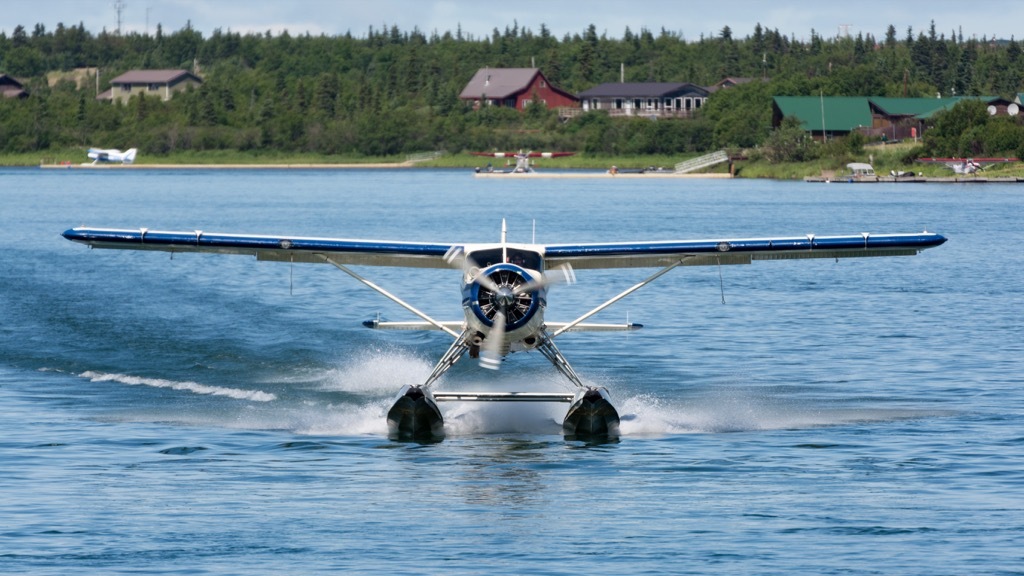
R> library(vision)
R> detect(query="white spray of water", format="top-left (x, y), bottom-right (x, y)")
top-left (319, 345), bottom-right (434, 395)
top-left (263, 346), bottom-right (432, 436)
top-left (442, 401), bottom-right (567, 435)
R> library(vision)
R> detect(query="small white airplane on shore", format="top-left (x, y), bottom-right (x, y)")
top-left (62, 220), bottom-right (946, 439)
top-left (86, 147), bottom-right (137, 165)
top-left (472, 151), bottom-right (573, 173)
top-left (917, 156), bottom-right (1019, 175)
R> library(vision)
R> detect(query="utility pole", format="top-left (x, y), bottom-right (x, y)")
top-left (820, 90), bottom-right (827, 143)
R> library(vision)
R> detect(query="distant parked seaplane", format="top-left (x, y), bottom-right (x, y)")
top-left (62, 220), bottom-right (946, 440)
top-left (86, 147), bottom-right (138, 165)
top-left (473, 151), bottom-right (574, 174)
top-left (916, 157), bottom-right (1019, 175)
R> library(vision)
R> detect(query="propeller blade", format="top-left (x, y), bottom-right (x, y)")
top-left (480, 310), bottom-right (506, 370)
top-left (443, 245), bottom-right (465, 267)
top-left (513, 263), bottom-right (576, 295)
top-left (469, 259), bottom-right (502, 293)
top-left (445, 245), bottom-right (501, 293)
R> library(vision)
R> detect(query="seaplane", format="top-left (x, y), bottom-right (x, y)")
top-left (62, 220), bottom-right (946, 440)
top-left (916, 157), bottom-right (1019, 175)
top-left (473, 151), bottom-right (574, 174)
top-left (85, 147), bottom-right (138, 165)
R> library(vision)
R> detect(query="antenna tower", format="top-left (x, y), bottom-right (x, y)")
top-left (114, 0), bottom-right (127, 35)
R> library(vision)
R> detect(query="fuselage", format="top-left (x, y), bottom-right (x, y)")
top-left (87, 148), bottom-right (137, 164)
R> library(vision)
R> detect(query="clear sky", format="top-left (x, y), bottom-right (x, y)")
top-left (1, 0), bottom-right (1020, 43)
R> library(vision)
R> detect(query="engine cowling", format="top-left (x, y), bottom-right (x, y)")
top-left (462, 263), bottom-right (546, 347)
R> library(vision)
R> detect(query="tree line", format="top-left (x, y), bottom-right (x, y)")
top-left (1, 20), bottom-right (1023, 159)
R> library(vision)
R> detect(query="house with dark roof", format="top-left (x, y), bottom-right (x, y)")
top-left (576, 82), bottom-right (709, 118)
top-left (710, 77), bottom-right (760, 91)
top-left (459, 68), bottom-right (578, 111)
top-left (0, 74), bottom-right (29, 99)
top-left (106, 69), bottom-right (202, 104)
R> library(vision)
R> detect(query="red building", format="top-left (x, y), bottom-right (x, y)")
top-left (459, 68), bottom-right (579, 111)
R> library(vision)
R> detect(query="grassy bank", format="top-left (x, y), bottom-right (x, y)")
top-left (735, 141), bottom-right (1024, 179)
top-left (12, 148), bottom-right (412, 167)
top-left (10, 148), bottom-right (708, 171)
top-left (9, 146), bottom-right (1024, 178)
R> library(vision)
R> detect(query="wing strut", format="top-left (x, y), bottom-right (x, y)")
top-left (535, 335), bottom-right (586, 389)
top-left (422, 331), bottom-right (472, 389)
top-left (318, 254), bottom-right (461, 339)
top-left (551, 257), bottom-right (691, 339)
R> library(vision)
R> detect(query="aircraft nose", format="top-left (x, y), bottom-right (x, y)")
top-left (495, 286), bottom-right (516, 309)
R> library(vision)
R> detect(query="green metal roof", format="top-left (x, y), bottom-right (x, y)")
top-left (868, 97), bottom-right (951, 118)
top-left (773, 95), bottom-right (1006, 131)
top-left (773, 96), bottom-right (873, 132)
top-left (869, 96), bottom-right (998, 119)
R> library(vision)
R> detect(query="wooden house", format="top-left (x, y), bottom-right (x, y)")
top-left (459, 68), bottom-right (578, 111)
top-left (773, 96), bottom-right (1017, 141)
top-left (576, 82), bottom-right (709, 118)
top-left (107, 69), bottom-right (202, 104)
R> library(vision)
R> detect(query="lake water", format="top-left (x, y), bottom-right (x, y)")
top-left (1, 167), bottom-right (1022, 575)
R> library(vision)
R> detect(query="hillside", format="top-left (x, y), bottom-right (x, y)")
top-left (2, 21), bottom-right (1023, 164)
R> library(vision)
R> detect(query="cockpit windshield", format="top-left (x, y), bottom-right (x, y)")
top-left (468, 248), bottom-right (542, 270)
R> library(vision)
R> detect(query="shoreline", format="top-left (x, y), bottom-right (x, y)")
top-left (474, 171), bottom-right (733, 179)
top-left (28, 163), bottom-right (1024, 181)
top-left (804, 175), bottom-right (1024, 183)
top-left (38, 162), bottom-right (416, 170)
top-left (38, 162), bottom-right (733, 177)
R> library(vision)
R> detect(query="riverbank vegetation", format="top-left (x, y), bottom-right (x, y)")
top-left (3, 20), bottom-right (1024, 175)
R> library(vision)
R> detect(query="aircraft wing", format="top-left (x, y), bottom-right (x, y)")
top-left (542, 232), bottom-right (946, 270)
top-left (63, 228), bottom-right (946, 271)
top-left (62, 227), bottom-right (456, 269)
top-left (470, 152), bottom-right (575, 158)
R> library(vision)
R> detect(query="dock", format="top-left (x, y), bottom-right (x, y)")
top-left (804, 175), bottom-right (1024, 183)
top-left (474, 172), bottom-right (733, 179)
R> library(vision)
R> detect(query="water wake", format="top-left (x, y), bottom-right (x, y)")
top-left (67, 357), bottom-right (948, 439)
top-left (617, 390), bottom-right (951, 435)
top-left (79, 370), bottom-right (277, 402)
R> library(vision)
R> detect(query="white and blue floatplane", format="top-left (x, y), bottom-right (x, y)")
top-left (473, 151), bottom-right (574, 174)
top-left (85, 147), bottom-right (137, 165)
top-left (62, 220), bottom-right (946, 440)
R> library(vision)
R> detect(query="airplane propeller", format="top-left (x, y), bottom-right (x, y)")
top-left (445, 246), bottom-right (575, 370)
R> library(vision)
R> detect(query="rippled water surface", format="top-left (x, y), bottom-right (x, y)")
top-left (1, 167), bottom-right (1022, 574)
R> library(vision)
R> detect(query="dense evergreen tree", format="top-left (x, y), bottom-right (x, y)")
top-left (1, 20), bottom-right (1023, 156)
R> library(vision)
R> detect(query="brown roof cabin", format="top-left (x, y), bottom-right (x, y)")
top-left (459, 68), bottom-right (578, 111)
top-left (107, 69), bottom-right (202, 104)
top-left (0, 74), bottom-right (29, 99)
